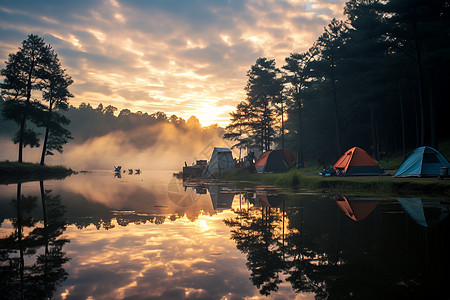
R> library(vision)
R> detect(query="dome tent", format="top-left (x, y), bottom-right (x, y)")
top-left (394, 146), bottom-right (450, 177)
top-left (255, 151), bottom-right (288, 173)
top-left (333, 147), bottom-right (384, 176)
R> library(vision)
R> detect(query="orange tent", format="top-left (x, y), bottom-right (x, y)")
top-left (333, 147), bottom-right (384, 176)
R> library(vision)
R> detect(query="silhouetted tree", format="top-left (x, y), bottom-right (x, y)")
top-left (39, 53), bottom-right (73, 165)
top-left (0, 34), bottom-right (54, 162)
top-left (315, 19), bottom-right (348, 156)
top-left (282, 44), bottom-right (319, 165)
top-left (225, 58), bottom-right (283, 153)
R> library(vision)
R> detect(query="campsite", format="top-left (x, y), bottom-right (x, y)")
top-left (1, 0), bottom-right (450, 299)
top-left (179, 144), bottom-right (450, 197)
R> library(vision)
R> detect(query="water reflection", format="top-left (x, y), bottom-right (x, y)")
top-left (0, 181), bottom-right (69, 300)
top-left (397, 198), bottom-right (449, 227)
top-left (334, 195), bottom-right (379, 221)
top-left (221, 191), bottom-right (450, 298)
top-left (0, 172), bottom-right (450, 299)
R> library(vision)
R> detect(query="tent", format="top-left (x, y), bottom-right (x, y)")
top-left (397, 198), bottom-right (449, 227)
top-left (333, 147), bottom-right (384, 176)
top-left (202, 147), bottom-right (235, 177)
top-left (334, 195), bottom-right (379, 221)
top-left (255, 151), bottom-right (288, 173)
top-left (394, 146), bottom-right (450, 177)
top-left (274, 148), bottom-right (297, 168)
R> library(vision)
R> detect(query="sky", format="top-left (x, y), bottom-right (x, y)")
top-left (0, 0), bottom-right (346, 126)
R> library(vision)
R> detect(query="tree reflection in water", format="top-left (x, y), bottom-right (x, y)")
top-left (0, 181), bottom-right (69, 300)
top-left (225, 206), bottom-right (285, 295)
top-left (224, 193), bottom-right (450, 299)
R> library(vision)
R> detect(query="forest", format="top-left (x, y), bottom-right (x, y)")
top-left (224, 0), bottom-right (450, 166)
top-left (1, 0), bottom-right (449, 168)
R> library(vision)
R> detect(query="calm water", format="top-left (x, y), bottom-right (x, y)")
top-left (1, 171), bottom-right (450, 299)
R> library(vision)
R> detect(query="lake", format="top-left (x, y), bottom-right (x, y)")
top-left (1, 171), bottom-right (450, 299)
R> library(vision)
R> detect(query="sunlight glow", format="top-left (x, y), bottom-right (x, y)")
top-left (40, 16), bottom-right (59, 24)
top-left (88, 29), bottom-right (106, 42)
top-left (220, 34), bottom-right (232, 46)
top-left (69, 34), bottom-right (83, 50)
top-left (123, 39), bottom-right (143, 57)
top-left (197, 219), bottom-right (210, 231)
top-left (115, 13), bottom-right (125, 23)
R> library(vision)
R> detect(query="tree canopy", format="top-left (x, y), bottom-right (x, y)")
top-left (225, 0), bottom-right (450, 164)
top-left (0, 34), bottom-right (73, 164)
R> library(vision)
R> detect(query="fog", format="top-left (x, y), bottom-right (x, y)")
top-left (0, 122), bottom-right (240, 171)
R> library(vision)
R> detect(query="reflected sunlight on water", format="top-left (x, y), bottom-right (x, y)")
top-left (1, 171), bottom-right (450, 299)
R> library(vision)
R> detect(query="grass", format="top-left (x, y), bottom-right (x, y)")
top-left (220, 167), bottom-right (450, 197)
top-left (0, 161), bottom-right (74, 184)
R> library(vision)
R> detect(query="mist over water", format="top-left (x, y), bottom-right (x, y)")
top-left (0, 122), bottom-right (238, 171)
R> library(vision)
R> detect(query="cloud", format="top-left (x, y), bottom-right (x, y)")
top-left (0, 0), bottom-right (346, 126)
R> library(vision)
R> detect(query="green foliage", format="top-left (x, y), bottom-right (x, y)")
top-left (225, 0), bottom-right (450, 166)
top-left (0, 34), bottom-right (73, 163)
top-left (225, 57), bottom-right (284, 153)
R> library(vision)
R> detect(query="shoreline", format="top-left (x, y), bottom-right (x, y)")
top-left (218, 168), bottom-right (450, 197)
top-left (0, 161), bottom-right (74, 184)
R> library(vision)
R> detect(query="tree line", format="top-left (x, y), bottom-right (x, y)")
top-left (61, 102), bottom-right (204, 143)
top-left (0, 34), bottom-right (73, 166)
top-left (0, 34), bottom-right (212, 163)
top-left (224, 0), bottom-right (450, 165)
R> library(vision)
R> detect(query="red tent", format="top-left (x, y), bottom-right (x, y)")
top-left (274, 148), bottom-right (297, 167)
top-left (255, 151), bottom-right (288, 173)
top-left (333, 147), bottom-right (384, 176)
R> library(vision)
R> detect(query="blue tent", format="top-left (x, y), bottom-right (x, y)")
top-left (394, 146), bottom-right (450, 177)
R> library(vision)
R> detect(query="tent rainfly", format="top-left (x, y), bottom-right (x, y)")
top-left (333, 147), bottom-right (384, 176)
top-left (394, 146), bottom-right (450, 177)
top-left (274, 148), bottom-right (297, 168)
top-left (202, 147), bottom-right (235, 177)
top-left (255, 151), bottom-right (288, 173)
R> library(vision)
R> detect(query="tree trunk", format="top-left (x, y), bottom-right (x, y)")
top-left (18, 53), bottom-right (36, 163)
top-left (40, 100), bottom-right (53, 166)
top-left (412, 82), bottom-right (420, 147)
top-left (429, 77), bottom-right (436, 149)
top-left (416, 70), bottom-right (426, 146)
top-left (413, 19), bottom-right (427, 146)
top-left (297, 99), bottom-right (304, 167)
top-left (398, 81), bottom-right (406, 156)
top-left (281, 100), bottom-right (284, 149)
top-left (330, 68), bottom-right (342, 155)
top-left (370, 103), bottom-right (378, 160)
top-left (18, 112), bottom-right (26, 163)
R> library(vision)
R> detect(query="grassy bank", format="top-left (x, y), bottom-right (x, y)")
top-left (220, 168), bottom-right (450, 196)
top-left (0, 161), bottom-right (74, 184)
